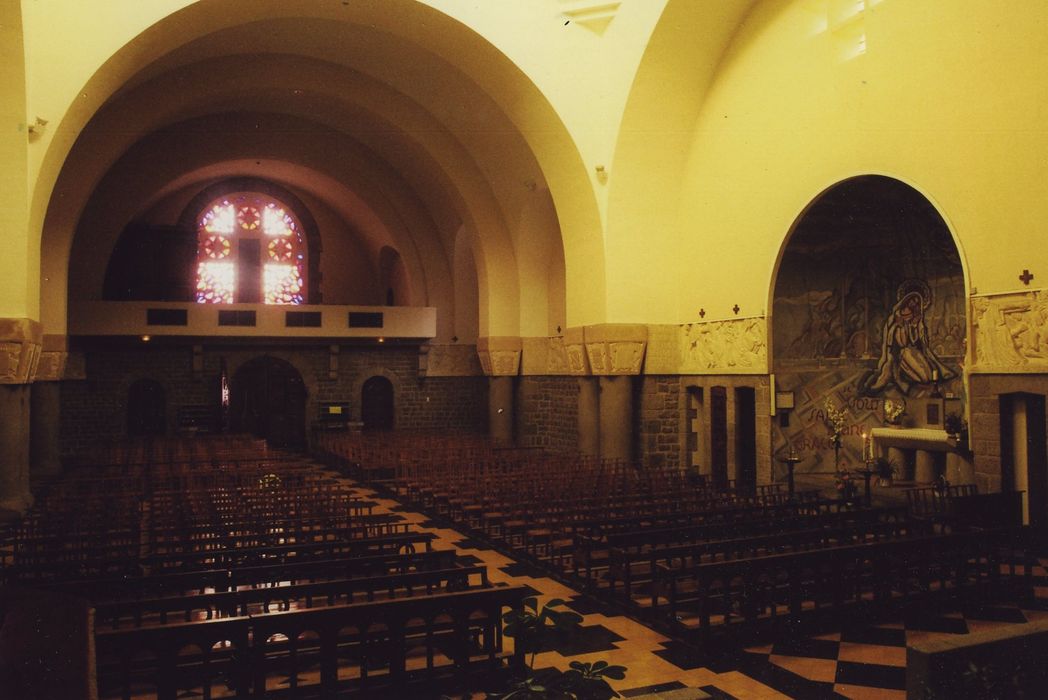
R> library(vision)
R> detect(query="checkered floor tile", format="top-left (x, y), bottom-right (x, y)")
top-left (345, 473), bottom-right (1047, 699)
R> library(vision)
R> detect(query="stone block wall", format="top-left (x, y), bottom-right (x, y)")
top-left (59, 343), bottom-right (486, 457)
top-left (515, 376), bottom-right (578, 451)
top-left (968, 373), bottom-right (1048, 494)
top-left (637, 375), bottom-right (682, 469)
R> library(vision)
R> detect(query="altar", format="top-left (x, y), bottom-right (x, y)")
top-left (870, 427), bottom-right (973, 484)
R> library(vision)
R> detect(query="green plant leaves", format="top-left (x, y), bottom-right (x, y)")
top-left (491, 597), bottom-right (627, 699)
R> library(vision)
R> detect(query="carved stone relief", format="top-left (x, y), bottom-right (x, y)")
top-left (0, 318), bottom-right (43, 384)
top-left (489, 350), bottom-right (521, 376)
top-left (971, 290), bottom-right (1048, 371)
top-left (585, 340), bottom-right (646, 375)
top-left (545, 337), bottom-right (570, 375)
top-left (521, 337), bottom-right (572, 375)
top-left (583, 324), bottom-right (647, 376)
top-left (476, 337), bottom-right (522, 377)
top-left (681, 317), bottom-right (767, 374)
top-left (34, 352), bottom-right (69, 382)
top-left (562, 326), bottom-right (590, 376)
top-left (565, 343), bottom-right (589, 375)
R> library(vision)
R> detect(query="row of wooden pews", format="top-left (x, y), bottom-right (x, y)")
top-left (2, 436), bottom-right (530, 699)
top-left (315, 432), bottom-right (1037, 649)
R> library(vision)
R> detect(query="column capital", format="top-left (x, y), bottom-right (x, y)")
top-left (584, 323), bottom-right (648, 376)
top-left (476, 336), bottom-right (522, 377)
top-left (0, 318), bottom-right (42, 384)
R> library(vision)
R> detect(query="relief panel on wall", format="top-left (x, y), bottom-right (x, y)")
top-left (680, 318), bottom-right (768, 374)
top-left (971, 290), bottom-right (1048, 372)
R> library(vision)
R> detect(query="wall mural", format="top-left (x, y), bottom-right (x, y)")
top-left (861, 279), bottom-right (955, 395)
top-left (770, 177), bottom-right (965, 475)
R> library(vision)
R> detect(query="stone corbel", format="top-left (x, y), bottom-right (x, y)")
top-left (584, 324), bottom-right (648, 375)
top-left (0, 318), bottom-right (43, 384)
top-left (476, 336), bottom-right (522, 376)
top-left (563, 326), bottom-right (591, 376)
top-left (34, 334), bottom-right (68, 382)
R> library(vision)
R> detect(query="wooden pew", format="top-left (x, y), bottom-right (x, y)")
top-left (657, 529), bottom-right (1026, 645)
top-left (95, 584), bottom-right (531, 700)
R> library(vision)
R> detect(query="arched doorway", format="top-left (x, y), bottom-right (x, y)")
top-left (361, 376), bottom-right (395, 431)
top-left (231, 357), bottom-right (307, 448)
top-left (127, 379), bottom-right (166, 436)
top-left (770, 175), bottom-right (966, 476)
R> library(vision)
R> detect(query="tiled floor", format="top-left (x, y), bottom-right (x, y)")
top-left (349, 477), bottom-right (1048, 699)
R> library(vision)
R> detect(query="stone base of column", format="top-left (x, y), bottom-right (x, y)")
top-left (915, 449), bottom-right (937, 484)
top-left (888, 447), bottom-right (909, 481)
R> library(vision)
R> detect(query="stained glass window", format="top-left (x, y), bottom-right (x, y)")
top-left (195, 193), bottom-right (307, 304)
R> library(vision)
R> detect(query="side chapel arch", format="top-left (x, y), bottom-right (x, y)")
top-left (768, 174), bottom-right (968, 474)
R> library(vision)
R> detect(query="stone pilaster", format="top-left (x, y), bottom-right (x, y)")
top-left (478, 336), bottom-right (522, 446)
top-left (585, 324), bottom-right (648, 463)
top-left (31, 334), bottom-right (66, 478)
top-left (561, 327), bottom-right (597, 455)
top-left (0, 318), bottom-right (41, 517)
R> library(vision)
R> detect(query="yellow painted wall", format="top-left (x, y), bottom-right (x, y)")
top-left (1, 0), bottom-right (31, 318)
top-left (673, 0), bottom-right (1048, 326)
top-left (15, 0), bottom-right (1048, 345)
top-left (605, 0), bottom-right (756, 324)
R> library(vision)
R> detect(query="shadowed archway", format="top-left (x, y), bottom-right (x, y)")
top-left (361, 376), bottom-right (395, 432)
top-left (230, 356), bottom-right (307, 449)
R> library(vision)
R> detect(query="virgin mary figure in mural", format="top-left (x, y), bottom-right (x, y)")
top-left (862, 280), bottom-right (954, 395)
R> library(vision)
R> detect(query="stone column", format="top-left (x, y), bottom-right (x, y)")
top-left (488, 376), bottom-right (515, 446)
top-left (585, 324), bottom-right (648, 464)
top-left (946, 450), bottom-right (975, 485)
top-left (477, 336), bottom-right (522, 447)
top-left (29, 335), bottom-right (67, 479)
top-left (598, 376), bottom-right (633, 462)
top-left (914, 449), bottom-right (936, 484)
top-left (577, 378), bottom-right (600, 456)
top-left (0, 318), bottom-right (42, 517)
top-left (564, 327), bottom-right (599, 456)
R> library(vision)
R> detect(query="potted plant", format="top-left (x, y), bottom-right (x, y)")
top-left (489, 597), bottom-right (627, 699)
top-left (944, 411), bottom-right (969, 450)
top-left (834, 470), bottom-right (858, 503)
top-left (883, 398), bottom-right (906, 426)
top-left (874, 456), bottom-right (897, 487)
top-left (824, 398), bottom-right (847, 471)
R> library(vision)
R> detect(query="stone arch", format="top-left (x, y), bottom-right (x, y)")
top-left (348, 368), bottom-right (404, 425)
top-left (767, 172), bottom-right (970, 361)
top-left (32, 1), bottom-right (604, 337)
